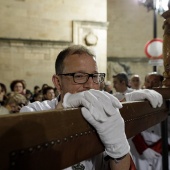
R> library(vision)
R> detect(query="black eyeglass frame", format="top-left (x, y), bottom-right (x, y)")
top-left (58, 72), bottom-right (105, 84)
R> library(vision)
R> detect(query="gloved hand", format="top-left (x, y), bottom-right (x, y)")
top-left (81, 97), bottom-right (129, 158)
top-left (63, 90), bottom-right (129, 158)
top-left (124, 89), bottom-right (163, 108)
top-left (63, 90), bottom-right (122, 122)
top-left (142, 148), bottom-right (161, 160)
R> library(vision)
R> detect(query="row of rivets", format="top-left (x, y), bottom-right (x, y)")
top-left (125, 113), bottom-right (154, 123)
top-left (10, 130), bottom-right (95, 167)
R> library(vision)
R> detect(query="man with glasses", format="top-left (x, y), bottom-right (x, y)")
top-left (21, 45), bottom-right (163, 170)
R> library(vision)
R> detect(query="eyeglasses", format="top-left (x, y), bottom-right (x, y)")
top-left (58, 72), bottom-right (105, 84)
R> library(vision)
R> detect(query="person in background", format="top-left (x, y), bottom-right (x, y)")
top-left (42, 86), bottom-right (55, 101)
top-left (32, 85), bottom-right (41, 102)
top-left (0, 83), bottom-right (8, 106)
top-left (143, 72), bottom-right (164, 89)
top-left (20, 45), bottom-right (163, 170)
top-left (5, 92), bottom-right (27, 113)
top-left (20, 79), bottom-right (27, 95)
top-left (130, 72), bottom-right (165, 170)
top-left (104, 81), bottom-right (113, 94)
top-left (0, 83), bottom-right (9, 115)
top-left (112, 72), bottom-right (133, 101)
top-left (129, 75), bottom-right (141, 90)
top-left (31, 91), bottom-right (43, 102)
top-left (25, 89), bottom-right (33, 103)
top-left (41, 83), bottom-right (48, 91)
top-left (10, 80), bottom-right (26, 95)
top-left (33, 85), bottom-right (41, 95)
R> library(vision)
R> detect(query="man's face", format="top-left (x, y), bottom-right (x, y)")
top-left (14, 83), bottom-right (24, 94)
top-left (113, 77), bottom-right (125, 93)
top-left (53, 53), bottom-right (100, 101)
top-left (130, 76), bottom-right (140, 89)
top-left (144, 75), bottom-right (161, 89)
top-left (6, 103), bottom-right (21, 113)
top-left (34, 94), bottom-right (43, 101)
top-left (44, 89), bottom-right (55, 100)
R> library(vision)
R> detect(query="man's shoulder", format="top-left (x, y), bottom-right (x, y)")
top-left (20, 98), bottom-right (58, 112)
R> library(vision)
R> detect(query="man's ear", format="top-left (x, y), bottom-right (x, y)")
top-left (52, 75), bottom-right (62, 93)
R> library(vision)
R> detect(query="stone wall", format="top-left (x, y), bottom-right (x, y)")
top-left (0, 0), bottom-right (107, 91)
top-left (0, 0), bottom-right (166, 92)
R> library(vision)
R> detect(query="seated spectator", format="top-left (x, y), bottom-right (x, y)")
top-left (112, 72), bottom-right (133, 101)
top-left (4, 92), bottom-right (27, 113)
top-left (143, 72), bottom-right (164, 89)
top-left (0, 83), bottom-right (8, 106)
top-left (20, 79), bottom-right (27, 95)
top-left (33, 85), bottom-right (40, 95)
top-left (129, 75), bottom-right (141, 90)
top-left (0, 83), bottom-right (9, 115)
top-left (31, 91), bottom-right (43, 102)
top-left (41, 83), bottom-right (48, 90)
top-left (38, 83), bottom-right (49, 94)
top-left (25, 89), bottom-right (33, 103)
top-left (10, 80), bottom-right (26, 95)
top-left (42, 86), bottom-right (55, 101)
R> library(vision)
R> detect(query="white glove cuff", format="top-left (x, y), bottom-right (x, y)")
top-left (105, 139), bottom-right (130, 158)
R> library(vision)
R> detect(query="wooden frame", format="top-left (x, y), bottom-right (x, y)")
top-left (0, 89), bottom-right (169, 169)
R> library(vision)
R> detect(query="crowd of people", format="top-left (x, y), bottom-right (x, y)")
top-left (110, 71), bottom-right (167, 170)
top-left (0, 44), bottom-right (167, 170)
top-left (0, 81), bottom-right (59, 114)
top-left (0, 71), bottom-right (160, 115)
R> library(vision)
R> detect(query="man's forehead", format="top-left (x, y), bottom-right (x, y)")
top-left (65, 53), bottom-right (95, 60)
top-left (148, 75), bottom-right (159, 80)
top-left (63, 53), bottom-right (98, 71)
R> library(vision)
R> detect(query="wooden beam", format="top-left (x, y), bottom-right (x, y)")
top-left (0, 97), bottom-right (169, 170)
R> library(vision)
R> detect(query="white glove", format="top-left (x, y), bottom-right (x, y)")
top-left (81, 102), bottom-right (130, 159)
top-left (63, 90), bottom-right (122, 122)
top-left (125, 89), bottom-right (163, 108)
top-left (142, 148), bottom-right (161, 160)
top-left (63, 91), bottom-right (88, 108)
top-left (63, 90), bottom-right (129, 158)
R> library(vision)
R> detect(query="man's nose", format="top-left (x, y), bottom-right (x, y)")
top-left (83, 76), bottom-right (94, 88)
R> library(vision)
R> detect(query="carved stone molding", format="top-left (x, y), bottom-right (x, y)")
top-left (73, 20), bottom-right (109, 46)
top-left (0, 38), bottom-right (72, 48)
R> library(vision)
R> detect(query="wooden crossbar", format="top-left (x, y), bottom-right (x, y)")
top-left (0, 88), bottom-right (169, 170)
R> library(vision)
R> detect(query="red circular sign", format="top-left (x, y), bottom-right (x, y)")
top-left (144, 38), bottom-right (163, 59)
